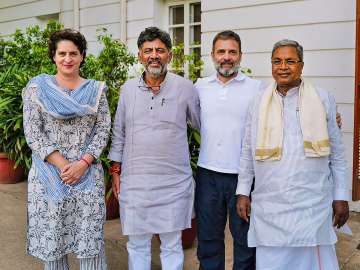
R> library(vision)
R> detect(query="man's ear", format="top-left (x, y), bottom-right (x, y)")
top-left (167, 51), bottom-right (173, 63)
top-left (299, 61), bottom-right (304, 73)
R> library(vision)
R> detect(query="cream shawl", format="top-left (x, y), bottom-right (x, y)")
top-left (255, 79), bottom-right (330, 161)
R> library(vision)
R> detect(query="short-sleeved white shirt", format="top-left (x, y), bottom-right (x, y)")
top-left (195, 72), bottom-right (263, 173)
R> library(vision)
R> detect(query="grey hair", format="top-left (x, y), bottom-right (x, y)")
top-left (271, 39), bottom-right (304, 62)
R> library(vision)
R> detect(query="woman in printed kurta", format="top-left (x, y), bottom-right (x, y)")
top-left (22, 29), bottom-right (111, 270)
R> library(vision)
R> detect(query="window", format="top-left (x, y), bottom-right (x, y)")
top-left (168, 1), bottom-right (201, 77)
top-left (36, 13), bottom-right (59, 28)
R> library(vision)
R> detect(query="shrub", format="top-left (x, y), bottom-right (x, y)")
top-left (0, 20), bottom-right (61, 169)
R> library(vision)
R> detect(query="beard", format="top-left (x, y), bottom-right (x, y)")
top-left (214, 60), bottom-right (240, 77)
top-left (144, 60), bottom-right (168, 78)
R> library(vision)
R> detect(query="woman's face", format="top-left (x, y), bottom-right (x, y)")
top-left (53, 40), bottom-right (83, 76)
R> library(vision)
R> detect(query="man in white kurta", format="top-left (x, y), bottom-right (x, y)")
top-left (108, 27), bottom-right (200, 270)
top-left (236, 39), bottom-right (350, 270)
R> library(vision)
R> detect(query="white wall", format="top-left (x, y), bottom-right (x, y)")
top-left (77, 0), bottom-right (122, 54)
top-left (126, 0), bottom-right (157, 54)
top-left (0, 0), bottom-right (60, 37)
top-left (65, 0), bottom-right (159, 55)
top-left (0, 0), bottom-right (127, 56)
top-left (202, 0), bottom-right (356, 193)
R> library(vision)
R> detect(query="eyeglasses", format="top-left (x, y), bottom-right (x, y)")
top-left (271, 59), bottom-right (302, 66)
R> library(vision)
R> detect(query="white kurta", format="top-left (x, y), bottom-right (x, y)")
top-left (236, 86), bottom-right (349, 247)
top-left (108, 72), bottom-right (200, 235)
top-left (256, 245), bottom-right (339, 270)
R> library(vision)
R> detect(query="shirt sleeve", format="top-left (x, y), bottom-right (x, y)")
top-left (236, 97), bottom-right (256, 196)
top-left (84, 89), bottom-right (111, 159)
top-left (22, 85), bottom-right (58, 160)
top-left (187, 84), bottom-right (201, 130)
top-left (108, 87), bottom-right (126, 162)
top-left (326, 93), bottom-right (350, 201)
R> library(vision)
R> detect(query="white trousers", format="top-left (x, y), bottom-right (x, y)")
top-left (127, 230), bottom-right (184, 270)
top-left (256, 245), bottom-right (339, 270)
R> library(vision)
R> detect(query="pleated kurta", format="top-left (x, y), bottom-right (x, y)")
top-left (108, 72), bottom-right (200, 235)
top-left (236, 86), bottom-right (349, 247)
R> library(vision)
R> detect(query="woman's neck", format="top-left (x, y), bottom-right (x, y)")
top-left (55, 73), bottom-right (83, 90)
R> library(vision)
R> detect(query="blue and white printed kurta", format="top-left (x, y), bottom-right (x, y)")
top-left (23, 78), bottom-right (111, 260)
top-left (236, 86), bottom-right (350, 247)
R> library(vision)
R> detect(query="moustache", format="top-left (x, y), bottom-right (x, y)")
top-left (219, 60), bottom-right (234, 66)
top-left (147, 59), bottom-right (162, 65)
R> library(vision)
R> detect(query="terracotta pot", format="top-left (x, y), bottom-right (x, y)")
top-left (105, 191), bottom-right (120, 220)
top-left (181, 218), bottom-right (197, 249)
top-left (0, 153), bottom-right (24, 184)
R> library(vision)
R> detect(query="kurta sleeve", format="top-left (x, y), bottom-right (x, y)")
top-left (236, 98), bottom-right (256, 196)
top-left (108, 87), bottom-right (126, 162)
top-left (186, 84), bottom-right (201, 130)
top-left (22, 85), bottom-right (58, 160)
top-left (84, 89), bottom-right (111, 159)
top-left (326, 93), bottom-right (350, 201)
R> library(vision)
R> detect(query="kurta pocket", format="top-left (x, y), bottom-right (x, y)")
top-left (158, 99), bottom-right (178, 124)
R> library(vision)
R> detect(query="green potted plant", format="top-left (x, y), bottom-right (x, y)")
top-left (0, 21), bottom-right (60, 183)
top-left (0, 64), bottom-right (33, 184)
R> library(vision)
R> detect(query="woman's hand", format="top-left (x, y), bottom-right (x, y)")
top-left (60, 160), bottom-right (88, 185)
top-left (46, 151), bottom-right (70, 171)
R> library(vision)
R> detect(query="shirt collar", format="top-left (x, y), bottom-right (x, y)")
top-left (276, 86), bottom-right (300, 98)
top-left (207, 72), bottom-right (246, 84)
top-left (276, 79), bottom-right (302, 98)
top-left (138, 71), bottom-right (170, 92)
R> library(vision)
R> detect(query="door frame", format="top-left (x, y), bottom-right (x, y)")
top-left (353, 0), bottom-right (360, 200)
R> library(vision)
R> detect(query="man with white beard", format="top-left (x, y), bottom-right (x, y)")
top-left (194, 30), bottom-right (262, 270)
top-left (108, 27), bottom-right (200, 270)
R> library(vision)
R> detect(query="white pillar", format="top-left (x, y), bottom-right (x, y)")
top-left (120, 0), bottom-right (127, 43)
top-left (73, 0), bottom-right (80, 30)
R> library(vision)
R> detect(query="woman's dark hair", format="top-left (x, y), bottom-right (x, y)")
top-left (48, 28), bottom-right (87, 66)
top-left (212, 30), bottom-right (242, 53)
top-left (137, 27), bottom-right (172, 50)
